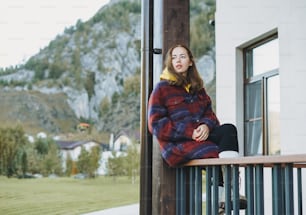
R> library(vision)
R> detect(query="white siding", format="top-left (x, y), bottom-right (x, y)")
top-left (216, 1), bottom-right (306, 213)
top-left (215, 0), bottom-right (306, 154)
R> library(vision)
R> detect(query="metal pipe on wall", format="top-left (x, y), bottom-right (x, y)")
top-left (139, 0), bottom-right (154, 214)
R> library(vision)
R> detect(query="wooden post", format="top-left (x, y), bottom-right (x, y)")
top-left (151, 1), bottom-right (190, 215)
top-left (163, 1), bottom-right (190, 50)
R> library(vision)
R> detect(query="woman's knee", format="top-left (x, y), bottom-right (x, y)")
top-left (219, 124), bottom-right (239, 151)
top-left (221, 123), bottom-right (237, 136)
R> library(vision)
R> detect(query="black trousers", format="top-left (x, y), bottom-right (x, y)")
top-left (208, 123), bottom-right (239, 152)
top-left (208, 123), bottom-right (239, 186)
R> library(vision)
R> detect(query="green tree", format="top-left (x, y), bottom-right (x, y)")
top-left (76, 146), bottom-right (90, 175)
top-left (76, 145), bottom-right (101, 178)
top-left (24, 141), bottom-right (41, 174)
top-left (48, 61), bottom-right (65, 79)
top-left (21, 152), bottom-right (28, 176)
top-left (35, 138), bottom-right (49, 156)
top-left (97, 58), bottom-right (105, 73)
top-left (0, 126), bottom-right (28, 177)
top-left (84, 72), bottom-right (95, 99)
top-left (107, 144), bottom-right (140, 183)
top-left (41, 141), bottom-right (62, 176)
top-left (99, 96), bottom-right (110, 117)
top-left (123, 73), bottom-right (141, 96)
top-left (76, 19), bottom-right (85, 32)
top-left (190, 0), bottom-right (216, 58)
top-left (28, 138), bottom-right (63, 176)
top-left (65, 153), bottom-right (73, 176)
top-left (88, 145), bottom-right (101, 178)
top-left (123, 143), bottom-right (140, 184)
top-left (107, 151), bottom-right (126, 181)
top-left (71, 48), bottom-right (82, 86)
top-left (111, 92), bottom-right (120, 105)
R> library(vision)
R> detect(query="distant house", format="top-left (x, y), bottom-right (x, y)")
top-left (57, 140), bottom-right (99, 160)
top-left (56, 139), bottom-right (129, 175)
top-left (56, 140), bottom-right (101, 173)
top-left (110, 131), bottom-right (132, 152)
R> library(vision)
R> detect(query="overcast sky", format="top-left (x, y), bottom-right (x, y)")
top-left (0, 0), bottom-right (110, 68)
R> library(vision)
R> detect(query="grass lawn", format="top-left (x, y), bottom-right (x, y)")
top-left (0, 176), bottom-right (139, 215)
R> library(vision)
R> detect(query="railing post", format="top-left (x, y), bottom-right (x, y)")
top-left (297, 168), bottom-right (303, 215)
top-left (187, 166), bottom-right (202, 215)
top-left (224, 165), bottom-right (232, 215)
top-left (245, 165), bottom-right (254, 215)
top-left (284, 163), bottom-right (294, 215)
top-left (255, 164), bottom-right (264, 214)
top-left (272, 164), bottom-right (284, 215)
top-left (176, 167), bottom-right (186, 215)
top-left (212, 166), bottom-right (219, 214)
top-left (206, 166), bottom-right (212, 215)
top-left (232, 165), bottom-right (240, 215)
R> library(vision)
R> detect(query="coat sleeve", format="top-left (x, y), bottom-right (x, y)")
top-left (198, 88), bottom-right (220, 130)
top-left (148, 85), bottom-right (194, 142)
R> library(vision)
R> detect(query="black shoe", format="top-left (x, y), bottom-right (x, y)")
top-left (219, 196), bottom-right (247, 212)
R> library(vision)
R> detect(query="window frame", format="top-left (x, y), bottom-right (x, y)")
top-left (243, 34), bottom-right (279, 156)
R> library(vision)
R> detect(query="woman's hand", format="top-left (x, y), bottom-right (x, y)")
top-left (192, 124), bottom-right (209, 142)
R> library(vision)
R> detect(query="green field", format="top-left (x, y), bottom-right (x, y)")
top-left (0, 176), bottom-right (139, 215)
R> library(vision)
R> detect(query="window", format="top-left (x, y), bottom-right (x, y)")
top-left (244, 35), bottom-right (280, 156)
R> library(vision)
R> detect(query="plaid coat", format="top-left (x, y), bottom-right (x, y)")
top-left (148, 80), bottom-right (220, 167)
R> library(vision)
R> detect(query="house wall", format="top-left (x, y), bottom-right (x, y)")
top-left (215, 0), bottom-right (306, 155)
top-left (113, 135), bottom-right (132, 151)
top-left (60, 141), bottom-right (100, 173)
top-left (215, 0), bottom-right (306, 212)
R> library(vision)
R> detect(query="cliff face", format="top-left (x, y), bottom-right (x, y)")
top-left (0, 0), bottom-right (216, 136)
top-left (0, 0), bottom-right (141, 134)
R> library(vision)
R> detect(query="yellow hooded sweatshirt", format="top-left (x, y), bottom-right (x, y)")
top-left (160, 68), bottom-right (191, 93)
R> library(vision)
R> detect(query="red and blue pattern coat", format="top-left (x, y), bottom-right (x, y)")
top-left (148, 80), bottom-right (220, 167)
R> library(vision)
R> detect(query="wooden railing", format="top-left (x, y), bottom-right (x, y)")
top-left (176, 154), bottom-right (306, 215)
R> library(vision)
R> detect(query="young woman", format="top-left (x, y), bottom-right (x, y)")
top-left (147, 44), bottom-right (246, 212)
top-left (148, 44), bottom-right (239, 167)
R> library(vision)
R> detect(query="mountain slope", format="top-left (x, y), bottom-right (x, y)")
top-left (0, 0), bottom-right (141, 135)
top-left (0, 90), bottom-right (78, 133)
top-left (0, 0), bottom-right (216, 138)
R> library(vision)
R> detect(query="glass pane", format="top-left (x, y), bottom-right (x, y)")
top-left (267, 75), bottom-right (280, 155)
top-left (245, 81), bottom-right (261, 120)
top-left (244, 81), bottom-right (262, 155)
top-left (245, 51), bottom-right (253, 79)
top-left (245, 120), bottom-right (262, 156)
top-left (253, 38), bottom-right (279, 76)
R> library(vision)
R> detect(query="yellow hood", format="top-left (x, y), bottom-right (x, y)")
top-left (160, 68), bottom-right (177, 82)
top-left (160, 68), bottom-right (191, 92)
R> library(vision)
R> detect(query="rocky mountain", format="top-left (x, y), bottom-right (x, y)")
top-left (0, 0), bottom-right (216, 139)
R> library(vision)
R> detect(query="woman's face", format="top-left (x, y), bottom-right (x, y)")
top-left (171, 46), bottom-right (192, 76)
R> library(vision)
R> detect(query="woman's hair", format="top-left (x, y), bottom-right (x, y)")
top-left (164, 44), bottom-right (204, 93)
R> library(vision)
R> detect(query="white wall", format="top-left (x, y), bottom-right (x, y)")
top-left (215, 1), bottom-right (306, 213)
top-left (215, 0), bottom-right (306, 155)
